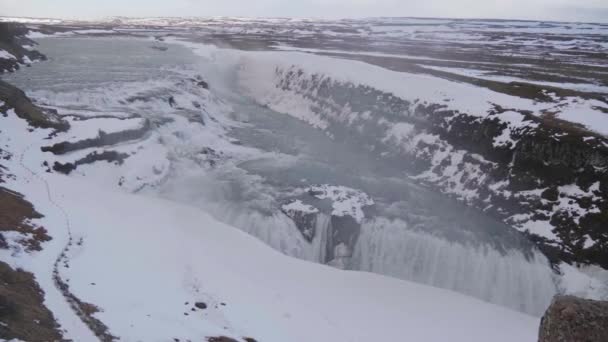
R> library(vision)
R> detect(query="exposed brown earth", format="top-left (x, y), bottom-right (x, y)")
top-left (0, 186), bottom-right (51, 251)
top-left (0, 80), bottom-right (68, 130)
top-left (0, 261), bottom-right (64, 342)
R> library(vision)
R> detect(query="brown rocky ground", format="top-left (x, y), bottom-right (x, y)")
top-left (0, 185), bottom-right (51, 252)
top-left (0, 22), bottom-right (70, 341)
top-left (0, 148), bottom-right (63, 341)
top-left (0, 261), bottom-right (64, 341)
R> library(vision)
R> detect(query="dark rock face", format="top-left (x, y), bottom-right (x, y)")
top-left (0, 261), bottom-right (64, 342)
top-left (325, 215), bottom-right (360, 267)
top-left (280, 205), bottom-right (318, 242)
top-left (539, 295), bottom-right (608, 342)
top-left (0, 186), bottom-right (50, 252)
top-left (431, 106), bottom-right (608, 269)
top-left (0, 80), bottom-right (68, 130)
top-left (0, 23), bottom-right (68, 130)
top-left (52, 150), bottom-right (130, 174)
top-left (0, 22), bottom-right (46, 73)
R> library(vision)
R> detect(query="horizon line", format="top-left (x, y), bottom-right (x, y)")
top-left (1, 14), bottom-right (607, 26)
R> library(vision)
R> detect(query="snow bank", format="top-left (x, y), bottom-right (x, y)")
top-left (0, 49), bottom-right (17, 60)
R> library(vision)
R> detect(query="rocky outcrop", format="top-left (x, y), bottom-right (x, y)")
top-left (0, 23), bottom-right (68, 130)
top-left (0, 261), bottom-right (64, 342)
top-left (427, 105), bottom-right (608, 268)
top-left (281, 200), bottom-right (319, 242)
top-left (52, 150), bottom-right (130, 174)
top-left (539, 295), bottom-right (608, 342)
top-left (281, 185), bottom-right (374, 269)
top-left (0, 80), bottom-right (68, 130)
top-left (0, 186), bottom-right (51, 251)
top-left (0, 22), bottom-right (46, 73)
top-left (42, 118), bottom-right (150, 155)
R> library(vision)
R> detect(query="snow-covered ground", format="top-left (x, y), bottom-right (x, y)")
top-left (0, 49), bottom-right (17, 60)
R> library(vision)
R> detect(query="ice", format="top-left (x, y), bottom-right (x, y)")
top-left (352, 217), bottom-right (557, 315)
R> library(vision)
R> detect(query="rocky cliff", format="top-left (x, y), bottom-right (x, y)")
top-left (0, 22), bottom-right (45, 73)
top-left (267, 65), bottom-right (608, 271)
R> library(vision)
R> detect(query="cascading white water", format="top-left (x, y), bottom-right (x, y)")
top-left (196, 200), bottom-right (556, 315)
top-left (352, 217), bottom-right (557, 315)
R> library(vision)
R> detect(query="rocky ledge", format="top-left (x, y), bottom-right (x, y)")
top-left (281, 185), bottom-right (374, 269)
top-left (539, 295), bottom-right (608, 342)
top-left (0, 22), bottom-right (67, 130)
top-left (0, 22), bottom-right (46, 73)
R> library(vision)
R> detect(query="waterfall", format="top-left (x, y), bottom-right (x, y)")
top-left (200, 202), bottom-right (556, 315)
top-left (352, 217), bottom-right (557, 315)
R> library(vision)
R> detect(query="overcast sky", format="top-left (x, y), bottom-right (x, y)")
top-left (2, 0), bottom-right (608, 23)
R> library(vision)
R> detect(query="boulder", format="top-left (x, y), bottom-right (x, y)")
top-left (539, 295), bottom-right (608, 342)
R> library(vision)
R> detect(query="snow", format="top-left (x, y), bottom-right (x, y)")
top-left (0, 16), bottom-right (62, 24)
top-left (27, 31), bottom-right (75, 39)
top-left (492, 110), bottom-right (538, 148)
top-left (234, 49), bottom-right (540, 119)
top-left (281, 199), bottom-right (319, 214)
top-left (73, 29), bottom-right (116, 34)
top-left (0, 49), bottom-right (16, 60)
top-left (519, 220), bottom-right (557, 240)
top-left (558, 263), bottom-right (608, 301)
top-left (187, 41), bottom-right (608, 138)
top-left (307, 184), bottom-right (374, 223)
top-left (421, 65), bottom-right (608, 94)
top-left (0, 111), bottom-right (99, 341)
top-left (556, 98), bottom-right (608, 136)
top-left (54, 116), bottom-right (147, 144)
